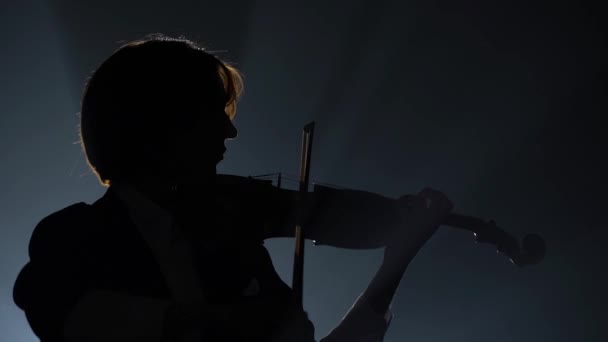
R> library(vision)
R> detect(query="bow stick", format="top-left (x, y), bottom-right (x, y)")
top-left (292, 121), bottom-right (315, 308)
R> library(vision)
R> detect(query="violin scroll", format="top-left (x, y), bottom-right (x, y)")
top-left (447, 216), bottom-right (546, 267)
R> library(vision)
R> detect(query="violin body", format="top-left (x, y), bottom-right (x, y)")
top-left (212, 173), bottom-right (399, 248)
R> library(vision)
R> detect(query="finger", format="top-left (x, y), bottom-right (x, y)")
top-left (424, 197), bottom-right (432, 209)
top-left (418, 188), bottom-right (452, 208)
top-left (419, 188), bottom-right (447, 200)
top-left (418, 189), bottom-right (447, 207)
top-left (417, 187), bottom-right (437, 197)
top-left (416, 190), bottom-right (440, 211)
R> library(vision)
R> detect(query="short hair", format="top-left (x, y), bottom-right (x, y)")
top-left (79, 34), bottom-right (243, 186)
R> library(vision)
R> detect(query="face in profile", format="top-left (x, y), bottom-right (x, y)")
top-left (169, 75), bottom-right (238, 182)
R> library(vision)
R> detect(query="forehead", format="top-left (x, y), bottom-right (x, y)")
top-left (196, 68), bottom-right (227, 103)
top-left (174, 70), bottom-right (226, 111)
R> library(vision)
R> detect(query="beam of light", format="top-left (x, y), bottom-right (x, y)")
top-left (0, 1), bottom-right (84, 341)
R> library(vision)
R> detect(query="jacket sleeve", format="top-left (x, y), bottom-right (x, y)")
top-left (13, 203), bottom-right (202, 342)
top-left (262, 184), bottom-right (401, 250)
top-left (13, 203), bottom-right (93, 341)
top-left (319, 298), bottom-right (392, 342)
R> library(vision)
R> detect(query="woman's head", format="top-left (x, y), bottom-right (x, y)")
top-left (80, 34), bottom-right (242, 187)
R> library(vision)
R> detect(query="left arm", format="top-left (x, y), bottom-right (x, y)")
top-left (260, 186), bottom-right (452, 342)
top-left (262, 184), bottom-right (401, 249)
top-left (320, 188), bottom-right (454, 342)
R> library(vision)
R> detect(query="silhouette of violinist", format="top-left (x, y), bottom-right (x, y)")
top-left (13, 35), bottom-right (454, 342)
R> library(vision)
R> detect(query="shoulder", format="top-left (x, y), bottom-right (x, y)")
top-left (14, 202), bottom-right (97, 309)
top-left (28, 202), bottom-right (93, 259)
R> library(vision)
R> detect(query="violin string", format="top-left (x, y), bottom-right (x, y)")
top-left (280, 173), bottom-right (348, 189)
top-left (250, 173), bottom-right (348, 190)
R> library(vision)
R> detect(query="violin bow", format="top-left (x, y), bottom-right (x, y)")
top-left (292, 121), bottom-right (315, 308)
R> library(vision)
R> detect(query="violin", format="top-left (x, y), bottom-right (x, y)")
top-left (213, 172), bottom-right (546, 267)
top-left (213, 121), bottom-right (545, 310)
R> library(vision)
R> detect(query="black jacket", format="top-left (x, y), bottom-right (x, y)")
top-left (13, 186), bottom-right (315, 342)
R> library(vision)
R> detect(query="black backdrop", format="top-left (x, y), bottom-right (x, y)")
top-left (1, 0), bottom-right (606, 341)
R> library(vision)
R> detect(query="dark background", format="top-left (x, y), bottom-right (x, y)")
top-left (1, 0), bottom-right (606, 341)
